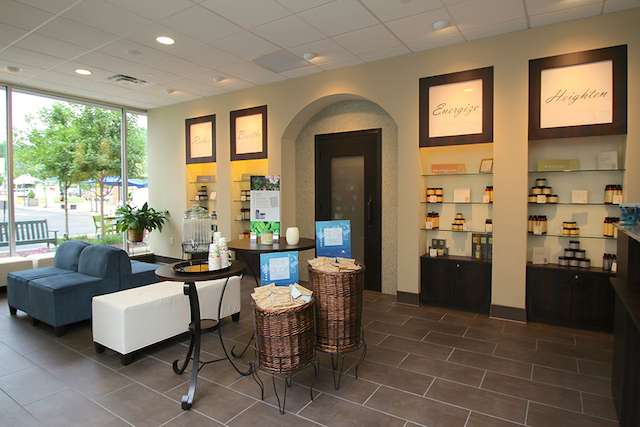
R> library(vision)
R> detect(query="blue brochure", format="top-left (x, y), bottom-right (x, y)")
top-left (259, 251), bottom-right (299, 287)
top-left (315, 220), bottom-right (351, 258)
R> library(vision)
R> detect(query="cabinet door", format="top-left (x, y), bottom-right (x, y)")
top-left (420, 257), bottom-right (455, 305)
top-left (526, 268), bottom-right (572, 323)
top-left (571, 272), bottom-right (614, 331)
top-left (455, 261), bottom-right (491, 312)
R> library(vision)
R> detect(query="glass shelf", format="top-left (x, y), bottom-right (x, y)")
top-left (422, 201), bottom-right (493, 205)
top-left (422, 172), bottom-right (493, 177)
top-left (233, 200), bottom-right (250, 203)
top-left (528, 202), bottom-right (620, 206)
top-left (421, 228), bottom-right (490, 234)
top-left (528, 233), bottom-right (616, 240)
top-left (528, 168), bottom-right (625, 174)
top-left (190, 181), bottom-right (216, 184)
top-left (190, 199), bottom-right (215, 203)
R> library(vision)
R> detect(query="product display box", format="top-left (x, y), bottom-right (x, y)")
top-left (471, 233), bottom-right (492, 260)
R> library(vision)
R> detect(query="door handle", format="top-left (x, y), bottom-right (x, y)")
top-left (367, 196), bottom-right (373, 224)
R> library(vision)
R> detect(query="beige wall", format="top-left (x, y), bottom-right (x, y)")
top-left (148, 9), bottom-right (640, 311)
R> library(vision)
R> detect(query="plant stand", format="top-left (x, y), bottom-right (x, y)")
top-left (251, 300), bottom-right (318, 414)
top-left (308, 263), bottom-right (367, 390)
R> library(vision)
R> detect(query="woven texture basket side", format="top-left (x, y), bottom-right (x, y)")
top-left (308, 264), bottom-right (365, 352)
top-left (253, 299), bottom-right (315, 372)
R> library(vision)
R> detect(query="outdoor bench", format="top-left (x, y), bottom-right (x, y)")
top-left (0, 220), bottom-right (58, 248)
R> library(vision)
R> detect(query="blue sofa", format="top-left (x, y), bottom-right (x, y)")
top-left (7, 241), bottom-right (161, 336)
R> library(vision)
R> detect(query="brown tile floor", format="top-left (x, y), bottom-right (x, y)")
top-left (0, 278), bottom-right (618, 427)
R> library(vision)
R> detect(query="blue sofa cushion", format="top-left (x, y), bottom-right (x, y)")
top-left (78, 245), bottom-right (131, 279)
top-left (124, 260), bottom-right (161, 290)
top-left (54, 240), bottom-right (92, 271)
top-left (28, 273), bottom-right (117, 327)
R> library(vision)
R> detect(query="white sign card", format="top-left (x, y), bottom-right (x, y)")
top-left (540, 60), bottom-right (613, 129)
top-left (429, 79), bottom-right (483, 138)
top-left (189, 122), bottom-right (213, 158)
top-left (235, 113), bottom-right (263, 155)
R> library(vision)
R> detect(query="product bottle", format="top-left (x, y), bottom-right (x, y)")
top-left (475, 234), bottom-right (482, 261)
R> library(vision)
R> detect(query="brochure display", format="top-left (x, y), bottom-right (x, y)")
top-left (259, 251), bottom-right (298, 287)
top-left (250, 175), bottom-right (280, 236)
top-left (315, 220), bottom-right (351, 258)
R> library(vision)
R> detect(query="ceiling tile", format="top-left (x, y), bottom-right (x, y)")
top-left (124, 65), bottom-right (182, 84)
top-left (360, 0), bottom-right (443, 21)
top-left (79, 82), bottom-right (133, 96)
top-left (125, 23), bottom-right (204, 53)
top-left (163, 77), bottom-right (216, 93)
top-left (280, 64), bottom-right (324, 78)
top-left (333, 25), bottom-right (402, 55)
top-left (529, 4), bottom-right (603, 28)
top-left (0, 22), bottom-right (29, 46)
top-left (217, 80), bottom-right (255, 92)
top-left (145, 56), bottom-right (209, 78)
top-left (201, 0), bottom-right (292, 28)
top-left (359, 45), bottom-right (411, 63)
top-left (406, 32), bottom-right (466, 53)
top-left (61, 0), bottom-right (153, 37)
top-left (103, 0), bottom-right (195, 22)
top-left (20, 78), bottom-right (76, 94)
top-left (448, 0), bottom-right (525, 31)
top-left (97, 39), bottom-right (170, 65)
top-left (247, 73), bottom-right (288, 85)
top-left (298, 0), bottom-right (380, 37)
top-left (210, 31), bottom-right (280, 60)
top-left (252, 15), bottom-right (326, 49)
top-left (0, 0), bottom-right (54, 31)
top-left (30, 70), bottom-right (95, 88)
top-left (0, 61), bottom-right (47, 79)
top-left (386, 9), bottom-right (455, 44)
top-left (198, 86), bottom-right (229, 97)
top-left (50, 60), bottom-right (115, 81)
top-left (461, 18), bottom-right (527, 41)
top-left (16, 0), bottom-right (83, 14)
top-left (161, 5), bottom-right (243, 43)
top-left (288, 38), bottom-right (353, 64)
top-left (0, 46), bottom-right (66, 70)
top-left (604, 0), bottom-right (640, 13)
top-left (217, 60), bottom-right (274, 80)
top-left (37, 17), bottom-right (119, 50)
top-left (14, 34), bottom-right (88, 61)
top-left (73, 51), bottom-right (140, 74)
top-left (317, 55), bottom-right (364, 71)
top-left (176, 44), bottom-right (242, 70)
top-left (526, 0), bottom-right (602, 16)
top-left (274, 0), bottom-right (336, 14)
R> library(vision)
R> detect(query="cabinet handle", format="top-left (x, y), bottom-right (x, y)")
top-left (575, 275), bottom-right (579, 280)
top-left (367, 196), bottom-right (373, 224)
top-left (456, 263), bottom-right (460, 268)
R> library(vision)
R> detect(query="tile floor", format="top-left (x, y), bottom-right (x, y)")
top-left (0, 278), bottom-right (618, 427)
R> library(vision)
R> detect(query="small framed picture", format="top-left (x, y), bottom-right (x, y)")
top-left (479, 158), bottom-right (493, 173)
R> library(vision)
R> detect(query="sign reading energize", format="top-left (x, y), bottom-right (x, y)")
top-left (419, 67), bottom-right (493, 147)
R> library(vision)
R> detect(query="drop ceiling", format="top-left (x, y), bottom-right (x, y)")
top-left (0, 0), bottom-right (637, 110)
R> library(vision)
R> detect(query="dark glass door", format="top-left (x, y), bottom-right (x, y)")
top-left (315, 129), bottom-right (382, 292)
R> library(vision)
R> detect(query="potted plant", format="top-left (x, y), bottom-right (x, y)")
top-left (115, 202), bottom-right (168, 242)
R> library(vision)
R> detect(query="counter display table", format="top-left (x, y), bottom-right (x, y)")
top-left (155, 260), bottom-right (248, 410)
top-left (611, 224), bottom-right (640, 426)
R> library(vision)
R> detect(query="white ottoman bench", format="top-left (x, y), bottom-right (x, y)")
top-left (92, 277), bottom-right (241, 365)
top-left (27, 252), bottom-right (57, 269)
top-left (0, 256), bottom-right (32, 288)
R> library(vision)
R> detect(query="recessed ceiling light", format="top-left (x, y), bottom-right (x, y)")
top-left (464, 88), bottom-right (474, 92)
top-left (75, 69), bottom-right (92, 75)
top-left (433, 20), bottom-right (449, 31)
top-left (156, 36), bottom-right (175, 45)
top-left (213, 76), bottom-right (225, 83)
top-left (126, 49), bottom-right (142, 56)
top-left (4, 65), bottom-right (21, 73)
top-left (302, 52), bottom-right (316, 61)
top-left (164, 89), bottom-right (176, 94)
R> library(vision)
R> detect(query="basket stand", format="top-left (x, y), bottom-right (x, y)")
top-left (251, 300), bottom-right (318, 414)
top-left (308, 264), bottom-right (367, 390)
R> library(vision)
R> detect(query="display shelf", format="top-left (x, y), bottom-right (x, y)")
top-left (528, 233), bottom-right (616, 240)
top-left (422, 201), bottom-right (493, 205)
top-left (421, 228), bottom-right (490, 234)
top-left (528, 168), bottom-right (625, 174)
top-left (421, 172), bottom-right (493, 177)
top-left (528, 202), bottom-right (621, 206)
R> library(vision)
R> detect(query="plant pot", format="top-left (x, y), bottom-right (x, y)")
top-left (128, 229), bottom-right (144, 242)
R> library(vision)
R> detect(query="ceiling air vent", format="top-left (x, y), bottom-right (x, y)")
top-left (104, 74), bottom-right (153, 89)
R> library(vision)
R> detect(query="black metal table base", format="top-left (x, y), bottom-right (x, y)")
top-left (318, 328), bottom-right (367, 390)
top-left (173, 279), bottom-right (251, 410)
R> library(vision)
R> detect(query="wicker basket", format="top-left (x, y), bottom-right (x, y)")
top-left (253, 299), bottom-right (315, 372)
top-left (308, 263), bottom-right (365, 352)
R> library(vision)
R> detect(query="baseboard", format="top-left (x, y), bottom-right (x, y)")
top-left (490, 304), bottom-right (527, 323)
top-left (396, 291), bottom-right (420, 305)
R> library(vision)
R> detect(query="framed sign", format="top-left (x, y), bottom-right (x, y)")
top-left (479, 158), bottom-right (493, 173)
top-left (419, 67), bottom-right (493, 147)
top-left (259, 251), bottom-right (298, 287)
top-left (230, 105), bottom-right (267, 161)
top-left (315, 220), bottom-right (351, 258)
top-left (529, 45), bottom-right (627, 140)
top-left (185, 114), bottom-right (215, 164)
